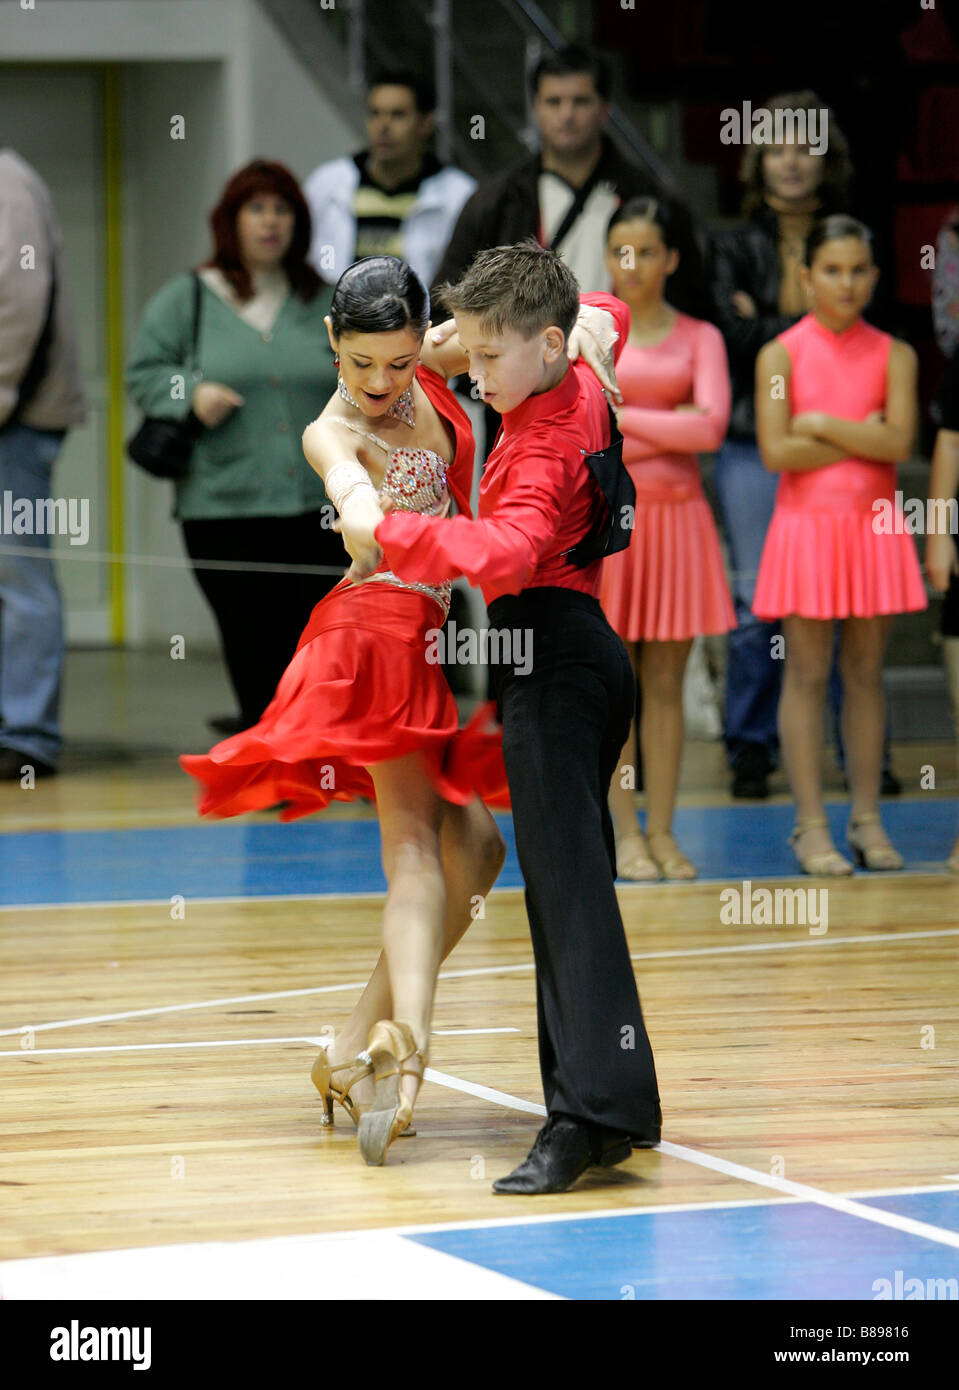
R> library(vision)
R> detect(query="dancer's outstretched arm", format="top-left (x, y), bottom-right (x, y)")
top-left (301, 418), bottom-right (386, 580)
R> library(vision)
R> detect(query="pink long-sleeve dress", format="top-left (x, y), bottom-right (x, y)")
top-left (599, 313), bottom-right (737, 641)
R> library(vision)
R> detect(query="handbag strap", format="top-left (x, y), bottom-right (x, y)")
top-left (187, 270), bottom-right (202, 369)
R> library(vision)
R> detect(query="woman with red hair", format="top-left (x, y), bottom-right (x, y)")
top-left (127, 160), bottom-right (348, 733)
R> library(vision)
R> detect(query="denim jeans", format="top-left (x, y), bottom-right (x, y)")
top-left (0, 424), bottom-right (66, 765)
top-left (713, 437), bottom-right (781, 764)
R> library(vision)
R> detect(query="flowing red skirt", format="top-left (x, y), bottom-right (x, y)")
top-left (180, 580), bottom-right (509, 820)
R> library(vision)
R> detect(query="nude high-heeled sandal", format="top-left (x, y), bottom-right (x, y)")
top-left (846, 813), bottom-right (904, 871)
top-left (311, 1047), bottom-right (416, 1136)
top-left (788, 817), bottom-right (853, 876)
top-left (356, 1021), bottom-right (427, 1166)
top-left (646, 831), bottom-right (698, 881)
top-left (311, 1050), bottom-right (372, 1128)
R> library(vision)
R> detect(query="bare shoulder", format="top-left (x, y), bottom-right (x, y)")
top-left (302, 402), bottom-right (360, 469)
top-left (888, 336), bottom-right (918, 373)
top-left (757, 337), bottom-right (790, 370)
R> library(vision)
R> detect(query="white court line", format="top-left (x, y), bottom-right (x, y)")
top-left (418, 1072), bottom-right (959, 1254)
top-left (4, 923), bottom-right (957, 1042)
top-left (0, 1029), bottom-right (519, 1059)
top-left (425, 1067), bottom-right (547, 1117)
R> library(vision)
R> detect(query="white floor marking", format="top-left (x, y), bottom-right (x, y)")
top-left (424, 1067), bottom-right (547, 1117)
top-left (4, 922), bottom-right (954, 1042)
top-left (628, 926), bottom-right (959, 963)
top-left (0, 1229), bottom-right (559, 1301)
top-left (654, 1141), bottom-right (959, 1252)
top-left (419, 1071), bottom-right (959, 1253)
top-left (0, 1028), bottom-right (521, 1059)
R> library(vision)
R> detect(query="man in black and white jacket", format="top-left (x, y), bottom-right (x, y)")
top-left (304, 68), bottom-right (476, 289)
top-left (432, 46), bottom-right (710, 321)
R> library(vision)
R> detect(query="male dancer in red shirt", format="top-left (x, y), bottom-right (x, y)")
top-left (374, 242), bottom-right (661, 1193)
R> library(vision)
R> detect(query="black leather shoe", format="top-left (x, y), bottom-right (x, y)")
top-left (492, 1113), bottom-right (633, 1195)
top-left (731, 742), bottom-right (771, 799)
top-left (0, 747), bottom-right (57, 779)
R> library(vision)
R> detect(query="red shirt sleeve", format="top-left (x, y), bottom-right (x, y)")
top-left (376, 448), bottom-right (576, 595)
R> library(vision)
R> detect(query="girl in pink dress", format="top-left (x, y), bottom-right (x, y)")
top-left (753, 215), bottom-right (926, 874)
top-left (599, 198), bottom-right (735, 881)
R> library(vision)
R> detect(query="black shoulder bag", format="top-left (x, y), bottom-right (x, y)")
top-left (127, 272), bottom-right (204, 479)
top-left (566, 403), bottom-right (637, 568)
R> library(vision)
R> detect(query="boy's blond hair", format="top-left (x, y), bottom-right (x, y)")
top-left (436, 239), bottom-right (580, 341)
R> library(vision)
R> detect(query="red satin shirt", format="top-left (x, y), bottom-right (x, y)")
top-left (376, 292), bottom-right (629, 605)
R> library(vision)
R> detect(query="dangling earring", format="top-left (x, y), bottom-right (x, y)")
top-left (333, 354), bottom-right (339, 367)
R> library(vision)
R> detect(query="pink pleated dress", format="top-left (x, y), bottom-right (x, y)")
top-left (752, 314), bottom-right (927, 621)
top-left (599, 315), bottom-right (736, 642)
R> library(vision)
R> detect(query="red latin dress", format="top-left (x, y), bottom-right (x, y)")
top-left (179, 365), bottom-right (508, 819)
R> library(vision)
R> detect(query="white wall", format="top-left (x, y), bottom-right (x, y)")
top-left (0, 0), bottom-right (362, 650)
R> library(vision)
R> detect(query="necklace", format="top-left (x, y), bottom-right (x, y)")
top-left (337, 375), bottom-right (415, 427)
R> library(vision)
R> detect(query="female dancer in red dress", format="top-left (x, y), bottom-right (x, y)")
top-left (599, 198), bottom-right (734, 882)
top-left (752, 217), bottom-right (925, 874)
top-left (181, 257), bottom-right (509, 1165)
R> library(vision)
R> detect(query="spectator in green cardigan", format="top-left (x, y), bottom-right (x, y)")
top-left (127, 160), bottom-right (348, 733)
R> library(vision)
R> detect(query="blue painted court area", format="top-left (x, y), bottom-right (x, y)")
top-left (408, 1191), bottom-right (959, 1300)
top-left (1, 799), bottom-right (956, 906)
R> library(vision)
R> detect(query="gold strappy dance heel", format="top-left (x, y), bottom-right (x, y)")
top-left (311, 1047), bottom-right (416, 1135)
top-left (788, 817), bottom-right (853, 876)
top-left (646, 831), bottom-right (698, 881)
top-left (311, 1050), bottom-right (373, 1128)
top-left (846, 813), bottom-right (904, 871)
top-left (356, 1021), bottom-right (427, 1166)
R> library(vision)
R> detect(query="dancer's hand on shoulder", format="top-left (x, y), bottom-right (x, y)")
top-left (568, 306), bottom-right (623, 404)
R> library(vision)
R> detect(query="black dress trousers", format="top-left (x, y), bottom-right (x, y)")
top-left (487, 587), bottom-right (661, 1136)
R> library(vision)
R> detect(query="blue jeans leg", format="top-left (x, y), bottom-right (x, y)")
top-left (0, 425), bottom-right (66, 765)
top-left (713, 438), bottom-right (782, 766)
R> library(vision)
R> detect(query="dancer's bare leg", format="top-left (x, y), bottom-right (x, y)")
top-left (779, 615), bottom-right (835, 856)
top-left (641, 638), bottom-right (694, 874)
top-left (839, 615), bottom-right (896, 850)
top-left (323, 786), bottom-right (505, 1097)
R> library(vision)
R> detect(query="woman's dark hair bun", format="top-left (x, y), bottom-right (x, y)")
top-left (330, 257), bottom-right (430, 337)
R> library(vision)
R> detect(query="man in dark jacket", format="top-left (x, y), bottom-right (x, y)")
top-left (433, 46), bottom-right (709, 321)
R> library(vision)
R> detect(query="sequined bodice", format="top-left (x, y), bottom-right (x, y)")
top-left (341, 421), bottom-right (452, 616)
